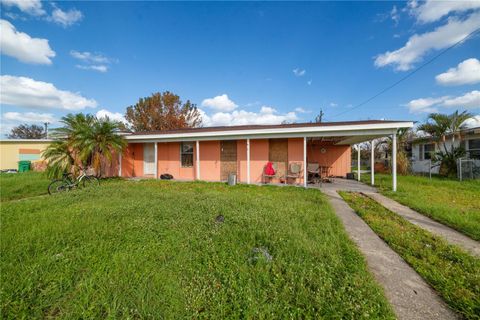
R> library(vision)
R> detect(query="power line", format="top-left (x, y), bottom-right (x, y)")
top-left (330, 27), bottom-right (480, 119)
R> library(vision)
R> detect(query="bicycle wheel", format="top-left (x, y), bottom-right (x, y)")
top-left (48, 180), bottom-right (68, 195)
top-left (82, 175), bottom-right (99, 188)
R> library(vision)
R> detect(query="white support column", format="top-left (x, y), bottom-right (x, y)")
top-left (303, 137), bottom-right (307, 188)
top-left (154, 142), bottom-right (158, 179)
top-left (357, 144), bottom-right (361, 181)
top-left (392, 132), bottom-right (397, 192)
top-left (196, 140), bottom-right (200, 180)
top-left (118, 151), bottom-right (122, 177)
top-left (371, 140), bottom-right (375, 185)
top-left (246, 139), bottom-right (251, 184)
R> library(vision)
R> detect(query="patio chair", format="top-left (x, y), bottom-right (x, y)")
top-left (285, 162), bottom-right (302, 185)
top-left (262, 162), bottom-right (278, 184)
top-left (307, 162), bottom-right (320, 184)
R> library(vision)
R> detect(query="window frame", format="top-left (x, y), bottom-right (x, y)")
top-left (467, 139), bottom-right (480, 159)
top-left (422, 143), bottom-right (434, 160)
top-left (180, 142), bottom-right (194, 168)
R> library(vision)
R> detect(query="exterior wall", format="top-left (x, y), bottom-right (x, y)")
top-left (120, 139), bottom-right (351, 181)
top-left (198, 141), bottom-right (220, 181)
top-left (121, 143), bottom-right (144, 177)
top-left (237, 140), bottom-right (247, 183)
top-left (0, 140), bottom-right (51, 170)
top-left (288, 138), bottom-right (305, 184)
top-left (307, 141), bottom-right (351, 177)
top-left (250, 139), bottom-right (269, 183)
top-left (157, 142), bottom-right (194, 180)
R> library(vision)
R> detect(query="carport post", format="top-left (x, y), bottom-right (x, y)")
top-left (392, 132), bottom-right (397, 192)
top-left (196, 140), bottom-right (200, 180)
top-left (246, 139), bottom-right (251, 184)
top-left (357, 144), bottom-right (361, 181)
top-left (303, 137), bottom-right (307, 188)
top-left (371, 140), bottom-right (375, 185)
top-left (154, 142), bottom-right (158, 179)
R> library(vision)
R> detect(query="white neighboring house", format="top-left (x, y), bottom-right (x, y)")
top-left (410, 126), bottom-right (480, 174)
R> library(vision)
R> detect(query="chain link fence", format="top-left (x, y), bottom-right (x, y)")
top-left (457, 159), bottom-right (480, 181)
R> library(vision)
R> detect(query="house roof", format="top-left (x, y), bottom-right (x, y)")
top-left (126, 119), bottom-right (414, 144)
top-left (130, 120), bottom-right (412, 136)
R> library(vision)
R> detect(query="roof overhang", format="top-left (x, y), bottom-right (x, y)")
top-left (125, 121), bottom-right (414, 144)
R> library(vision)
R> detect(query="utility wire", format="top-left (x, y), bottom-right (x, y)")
top-left (330, 27), bottom-right (480, 119)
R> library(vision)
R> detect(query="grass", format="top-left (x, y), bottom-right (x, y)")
top-left (0, 171), bottom-right (50, 202)
top-left (340, 191), bottom-right (480, 320)
top-left (1, 180), bottom-right (394, 319)
top-left (361, 173), bottom-right (480, 241)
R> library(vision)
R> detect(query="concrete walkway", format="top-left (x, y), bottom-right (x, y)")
top-left (364, 192), bottom-right (480, 257)
top-left (324, 189), bottom-right (457, 320)
top-left (312, 179), bottom-right (457, 319)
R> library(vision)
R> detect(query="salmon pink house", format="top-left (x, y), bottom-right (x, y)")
top-left (116, 120), bottom-right (414, 191)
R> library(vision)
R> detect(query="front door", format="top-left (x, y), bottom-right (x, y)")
top-left (143, 143), bottom-right (155, 175)
top-left (220, 140), bottom-right (237, 181)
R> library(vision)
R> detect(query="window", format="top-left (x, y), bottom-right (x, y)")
top-left (181, 142), bottom-right (194, 167)
top-left (421, 143), bottom-right (434, 160)
top-left (467, 139), bottom-right (480, 159)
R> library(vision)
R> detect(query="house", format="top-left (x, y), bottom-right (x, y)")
top-left (410, 126), bottom-right (480, 174)
top-left (115, 120), bottom-right (414, 191)
top-left (0, 139), bottom-right (53, 171)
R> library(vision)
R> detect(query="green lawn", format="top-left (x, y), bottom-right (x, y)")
top-left (0, 171), bottom-right (50, 202)
top-left (340, 192), bottom-right (480, 319)
top-left (1, 180), bottom-right (394, 319)
top-left (361, 174), bottom-right (480, 241)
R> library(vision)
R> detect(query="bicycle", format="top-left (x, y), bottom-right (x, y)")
top-left (48, 169), bottom-right (99, 195)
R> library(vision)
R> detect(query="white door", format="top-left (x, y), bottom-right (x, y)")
top-left (143, 143), bottom-right (155, 175)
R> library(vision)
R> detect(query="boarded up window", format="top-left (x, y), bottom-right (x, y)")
top-left (220, 140), bottom-right (237, 181)
top-left (269, 139), bottom-right (288, 178)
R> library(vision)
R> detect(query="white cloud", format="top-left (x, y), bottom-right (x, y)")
top-left (406, 90), bottom-right (480, 113)
top-left (70, 50), bottom-right (111, 64)
top-left (0, 0), bottom-right (45, 16)
top-left (461, 115), bottom-right (480, 128)
top-left (409, 0), bottom-right (480, 24)
top-left (201, 106), bottom-right (297, 127)
top-left (406, 96), bottom-right (448, 113)
top-left (96, 109), bottom-right (126, 123)
top-left (2, 111), bottom-right (56, 123)
top-left (0, 75), bottom-right (98, 111)
top-left (294, 107), bottom-right (310, 113)
top-left (201, 94), bottom-right (238, 112)
top-left (76, 64), bottom-right (108, 73)
top-left (391, 5), bottom-right (400, 26)
top-left (0, 19), bottom-right (55, 64)
top-left (329, 102), bottom-right (338, 107)
top-left (48, 4), bottom-right (83, 27)
top-left (443, 90), bottom-right (480, 109)
top-left (293, 68), bottom-right (306, 77)
top-left (374, 12), bottom-right (480, 71)
top-left (71, 50), bottom-right (115, 72)
top-left (435, 58), bottom-right (480, 86)
top-left (307, 80), bottom-right (312, 85)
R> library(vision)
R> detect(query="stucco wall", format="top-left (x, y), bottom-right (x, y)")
top-left (120, 139), bottom-right (351, 181)
top-left (307, 141), bottom-right (351, 177)
top-left (199, 141), bottom-right (220, 181)
top-left (0, 140), bottom-right (51, 170)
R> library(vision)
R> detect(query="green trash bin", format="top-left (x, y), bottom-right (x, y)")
top-left (18, 160), bottom-right (31, 172)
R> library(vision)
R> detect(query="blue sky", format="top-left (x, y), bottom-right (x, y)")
top-left (1, 1), bottom-right (479, 135)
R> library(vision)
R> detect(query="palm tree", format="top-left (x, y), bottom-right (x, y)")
top-left (43, 140), bottom-right (76, 178)
top-left (417, 110), bottom-right (473, 177)
top-left (379, 127), bottom-right (414, 175)
top-left (44, 114), bottom-right (126, 178)
top-left (76, 117), bottom-right (126, 175)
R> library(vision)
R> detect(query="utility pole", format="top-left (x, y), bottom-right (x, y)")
top-left (315, 109), bottom-right (324, 123)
